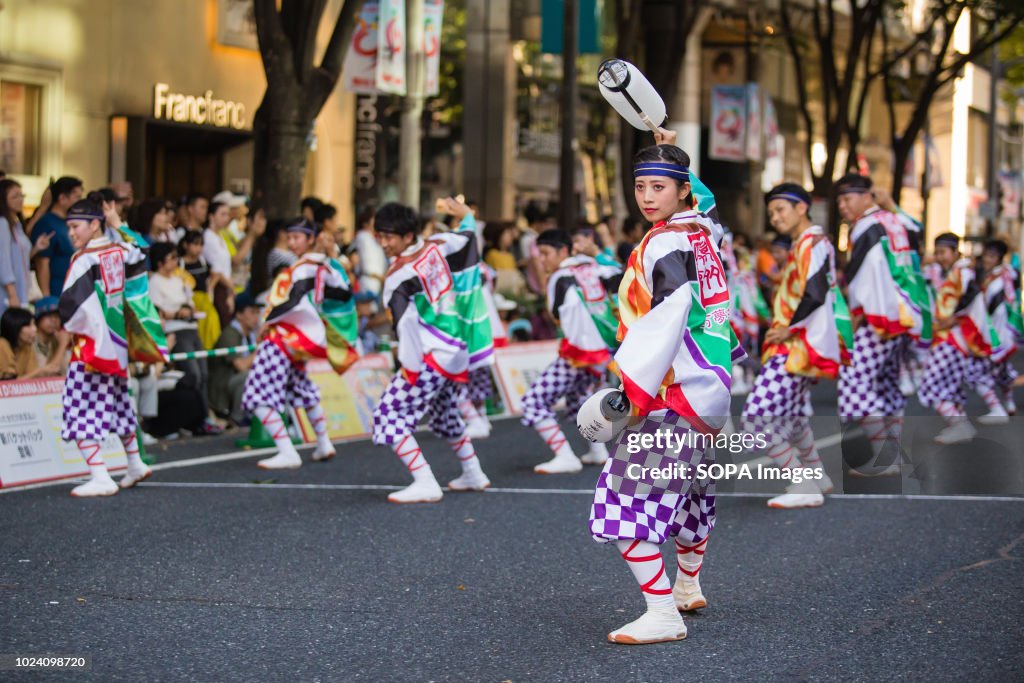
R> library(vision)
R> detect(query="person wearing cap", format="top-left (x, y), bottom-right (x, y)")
top-left (520, 229), bottom-right (621, 474)
top-left (210, 291), bottom-right (263, 427)
top-left (213, 191), bottom-right (261, 293)
top-left (371, 197), bottom-right (495, 503)
top-left (917, 233), bottom-right (996, 443)
top-left (741, 183), bottom-right (851, 509)
top-left (835, 173), bottom-right (931, 472)
top-left (58, 198), bottom-right (169, 497)
top-left (31, 296), bottom-right (70, 376)
top-left (971, 240), bottom-right (1022, 419)
top-left (587, 127), bottom-right (742, 646)
top-left (240, 218), bottom-right (359, 469)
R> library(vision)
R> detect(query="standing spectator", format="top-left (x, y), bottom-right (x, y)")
top-left (209, 292), bottom-right (262, 426)
top-left (1, 179), bottom-right (51, 314)
top-left (178, 230), bottom-right (222, 349)
top-left (212, 191), bottom-right (250, 289)
top-left (203, 201), bottom-right (235, 326)
top-left (314, 202), bottom-right (339, 233)
top-left (183, 193), bottom-right (209, 231)
top-left (148, 242), bottom-right (221, 434)
top-left (132, 197), bottom-right (174, 244)
top-left (165, 198), bottom-right (186, 243)
top-left (111, 181), bottom-right (134, 223)
top-left (571, 223), bottom-right (620, 266)
top-left (0, 307), bottom-right (62, 378)
top-left (484, 221), bottom-right (526, 297)
top-left (31, 176), bottom-right (83, 297)
top-left (617, 217), bottom-right (645, 264)
top-left (30, 296), bottom-right (70, 376)
top-left (350, 207), bottom-right (387, 296)
top-left (250, 218), bottom-right (295, 297)
top-left (301, 196), bottom-right (323, 222)
top-left (519, 205), bottom-right (549, 295)
top-left (227, 204), bottom-right (265, 293)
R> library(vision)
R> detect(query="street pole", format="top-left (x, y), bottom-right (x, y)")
top-left (921, 114), bottom-right (930, 234)
top-left (559, 0), bottom-right (578, 231)
top-left (986, 48), bottom-right (1000, 236)
top-left (399, 0), bottom-right (426, 210)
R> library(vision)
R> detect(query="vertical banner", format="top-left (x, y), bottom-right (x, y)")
top-left (763, 95), bottom-right (780, 160)
top-left (376, 0), bottom-right (407, 95)
top-left (998, 171), bottom-right (1021, 220)
top-left (343, 0), bottom-right (380, 93)
top-left (745, 83), bottom-right (762, 162)
top-left (423, 0), bottom-right (444, 96)
top-left (709, 86), bottom-right (747, 162)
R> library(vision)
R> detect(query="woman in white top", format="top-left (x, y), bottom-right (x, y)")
top-left (0, 179), bottom-right (52, 315)
top-left (203, 201), bottom-right (235, 327)
top-left (350, 206), bottom-right (387, 296)
top-left (149, 242), bottom-right (221, 435)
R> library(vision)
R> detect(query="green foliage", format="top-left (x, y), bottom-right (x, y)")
top-left (999, 24), bottom-right (1024, 92)
top-left (428, 0), bottom-right (466, 128)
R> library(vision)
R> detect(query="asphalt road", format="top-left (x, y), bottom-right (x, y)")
top-left (2, 385), bottom-right (1023, 682)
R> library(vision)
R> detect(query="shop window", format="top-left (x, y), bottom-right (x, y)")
top-left (0, 80), bottom-right (43, 175)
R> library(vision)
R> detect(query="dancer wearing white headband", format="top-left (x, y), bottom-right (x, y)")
top-left (835, 174), bottom-right (930, 474)
top-left (589, 129), bottom-right (743, 645)
top-left (241, 218), bottom-right (359, 469)
top-left (917, 232), bottom-right (995, 443)
top-left (59, 198), bottom-right (168, 496)
top-left (741, 183), bottom-right (850, 508)
top-left (371, 199), bottom-right (494, 503)
top-left (519, 228), bottom-right (621, 473)
top-left (972, 239), bottom-right (1021, 421)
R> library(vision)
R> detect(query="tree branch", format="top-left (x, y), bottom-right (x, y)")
top-left (321, 0), bottom-right (364, 77)
top-left (254, 0), bottom-right (296, 84)
top-left (780, 0), bottom-right (818, 188)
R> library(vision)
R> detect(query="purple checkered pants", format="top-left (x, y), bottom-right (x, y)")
top-left (741, 354), bottom-right (813, 450)
top-left (590, 411), bottom-right (715, 546)
top-left (62, 361), bottom-right (137, 441)
top-left (467, 366), bottom-right (495, 405)
top-left (917, 341), bottom-right (970, 410)
top-left (968, 356), bottom-right (1019, 392)
top-left (838, 326), bottom-right (908, 419)
top-left (520, 357), bottom-right (600, 427)
top-left (372, 366), bottom-right (465, 445)
top-left (241, 341), bottom-right (320, 414)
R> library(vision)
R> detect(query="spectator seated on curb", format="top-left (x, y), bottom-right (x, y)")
top-left (209, 291), bottom-right (263, 427)
top-left (30, 296), bottom-right (70, 376)
top-left (0, 307), bottom-right (63, 379)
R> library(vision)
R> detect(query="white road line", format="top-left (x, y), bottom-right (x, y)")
top-left (0, 427), bottom-right (1008, 503)
top-left (133, 481), bottom-right (1024, 502)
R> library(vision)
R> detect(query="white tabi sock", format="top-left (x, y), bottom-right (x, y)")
top-left (616, 539), bottom-right (675, 610)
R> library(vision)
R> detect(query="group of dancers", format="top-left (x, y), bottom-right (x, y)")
top-left (55, 125), bottom-right (1020, 645)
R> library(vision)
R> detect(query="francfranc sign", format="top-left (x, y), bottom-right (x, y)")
top-left (153, 83), bottom-right (246, 129)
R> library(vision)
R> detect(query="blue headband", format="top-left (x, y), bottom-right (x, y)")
top-left (634, 162), bottom-right (689, 182)
top-left (286, 219), bottom-right (317, 237)
top-left (767, 191), bottom-right (810, 206)
top-left (837, 186), bottom-right (870, 196)
top-left (67, 207), bottom-right (104, 222)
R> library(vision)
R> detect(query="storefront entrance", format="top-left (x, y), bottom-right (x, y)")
top-left (110, 115), bottom-right (252, 201)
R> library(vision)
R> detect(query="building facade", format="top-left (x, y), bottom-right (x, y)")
top-left (0, 0), bottom-right (357, 228)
